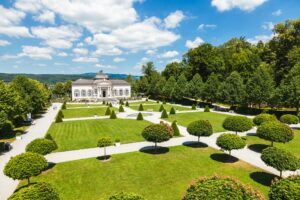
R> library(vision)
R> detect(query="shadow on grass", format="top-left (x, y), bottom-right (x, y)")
top-left (248, 144), bottom-right (269, 153)
top-left (250, 171), bottom-right (277, 186)
top-left (210, 153), bottom-right (239, 163)
top-left (182, 141), bottom-right (208, 148)
top-left (139, 146), bottom-right (169, 155)
top-left (246, 132), bottom-right (257, 136)
top-left (46, 162), bottom-right (56, 170)
top-left (96, 155), bottom-right (111, 161)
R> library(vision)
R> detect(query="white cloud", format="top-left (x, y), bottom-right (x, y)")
top-left (168, 58), bottom-right (181, 63)
top-left (0, 40), bottom-right (11, 46)
top-left (0, 5), bottom-right (32, 37)
top-left (198, 24), bottom-right (217, 31)
top-left (20, 46), bottom-right (53, 60)
top-left (164, 10), bottom-right (185, 29)
top-left (272, 9), bottom-right (282, 16)
top-left (185, 37), bottom-right (205, 49)
top-left (262, 22), bottom-right (274, 30)
top-left (73, 57), bottom-right (98, 63)
top-left (73, 48), bottom-right (88, 55)
top-left (159, 51), bottom-right (179, 58)
top-left (133, 57), bottom-right (150, 70)
top-left (31, 25), bottom-right (82, 49)
top-left (146, 49), bottom-right (156, 56)
top-left (113, 57), bottom-right (125, 63)
top-left (247, 34), bottom-right (275, 44)
top-left (58, 52), bottom-right (68, 57)
top-left (33, 10), bottom-right (55, 24)
top-left (211, 0), bottom-right (268, 12)
top-left (55, 62), bottom-right (69, 66)
top-left (14, 0), bottom-right (43, 13)
top-left (95, 64), bottom-right (117, 69)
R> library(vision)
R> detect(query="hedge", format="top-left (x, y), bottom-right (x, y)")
top-left (222, 116), bottom-right (253, 134)
top-left (216, 133), bottom-right (246, 155)
top-left (136, 112), bottom-right (143, 120)
top-left (269, 175), bottom-right (300, 200)
top-left (9, 182), bottom-right (59, 200)
top-left (253, 113), bottom-right (277, 126)
top-left (187, 120), bottom-right (213, 142)
top-left (257, 121), bottom-right (294, 146)
top-left (26, 138), bottom-right (57, 155)
top-left (280, 114), bottom-right (299, 124)
top-left (183, 175), bottom-right (265, 200)
top-left (109, 192), bottom-right (145, 200)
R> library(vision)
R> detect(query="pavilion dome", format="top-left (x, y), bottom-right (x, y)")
top-left (94, 70), bottom-right (108, 80)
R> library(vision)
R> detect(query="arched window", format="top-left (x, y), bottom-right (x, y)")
top-left (125, 89), bottom-right (129, 96)
top-left (88, 89), bottom-right (92, 97)
top-left (81, 90), bottom-right (86, 97)
top-left (114, 89), bottom-right (117, 96)
top-left (74, 89), bottom-right (80, 97)
top-left (119, 89), bottom-right (123, 96)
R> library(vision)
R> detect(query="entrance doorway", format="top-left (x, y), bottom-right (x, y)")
top-left (102, 90), bottom-right (106, 97)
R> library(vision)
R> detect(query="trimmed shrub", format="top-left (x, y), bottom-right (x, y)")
top-left (119, 99), bottom-right (124, 105)
top-left (9, 182), bottom-right (59, 200)
top-left (138, 104), bottom-right (144, 111)
top-left (109, 192), bottom-right (145, 200)
top-left (160, 121), bottom-right (174, 137)
top-left (26, 138), bottom-right (57, 155)
top-left (280, 114), bottom-right (299, 124)
top-left (97, 137), bottom-right (113, 159)
top-left (222, 116), bottom-right (253, 134)
top-left (187, 120), bottom-right (213, 142)
top-left (183, 175), bottom-right (265, 200)
top-left (257, 121), bottom-right (294, 146)
top-left (170, 107), bottom-right (176, 115)
top-left (0, 120), bottom-right (14, 135)
top-left (216, 133), bottom-right (246, 155)
top-left (141, 124), bottom-right (171, 148)
top-left (105, 107), bottom-right (111, 115)
top-left (136, 112), bottom-right (143, 121)
top-left (269, 175), bottom-right (300, 200)
top-left (146, 98), bottom-right (148, 101)
top-left (125, 101), bottom-right (129, 107)
top-left (159, 105), bottom-right (165, 112)
top-left (102, 101), bottom-right (106, 105)
top-left (0, 142), bottom-right (5, 152)
top-left (204, 105), bottom-right (210, 112)
top-left (261, 147), bottom-right (300, 177)
top-left (163, 101), bottom-right (166, 104)
top-left (156, 100), bottom-right (159, 103)
top-left (4, 152), bottom-right (48, 184)
top-left (161, 109), bottom-right (168, 119)
top-left (191, 104), bottom-right (196, 110)
top-left (55, 114), bottom-right (62, 123)
top-left (119, 105), bottom-right (125, 112)
top-left (61, 101), bottom-right (66, 110)
top-left (171, 120), bottom-right (180, 136)
top-left (58, 110), bottom-right (64, 118)
top-left (253, 114), bottom-right (277, 126)
top-left (109, 102), bottom-right (113, 107)
top-left (0, 111), bottom-right (8, 130)
top-left (110, 110), bottom-right (117, 119)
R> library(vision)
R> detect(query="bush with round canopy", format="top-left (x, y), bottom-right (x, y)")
top-left (141, 124), bottom-right (171, 149)
top-left (253, 113), bottom-right (277, 126)
top-left (216, 133), bottom-right (246, 155)
top-left (280, 114), bottom-right (299, 125)
top-left (222, 116), bottom-right (253, 134)
top-left (187, 120), bottom-right (213, 143)
top-left (269, 175), bottom-right (300, 200)
top-left (26, 138), bottom-right (57, 155)
top-left (109, 192), bottom-right (145, 200)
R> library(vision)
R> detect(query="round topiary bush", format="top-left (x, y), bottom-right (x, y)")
top-left (4, 152), bottom-right (48, 184)
top-left (8, 182), bottom-right (60, 200)
top-left (169, 107), bottom-right (176, 115)
top-left (26, 138), bottom-right (57, 155)
top-left (141, 124), bottom-right (171, 148)
top-left (257, 121), bottom-right (294, 146)
top-left (110, 110), bottom-right (117, 119)
top-left (280, 114), bottom-right (299, 125)
top-left (182, 175), bottom-right (265, 200)
top-left (216, 133), bottom-right (246, 155)
top-left (269, 175), bottom-right (300, 200)
top-left (109, 192), bottom-right (145, 200)
top-left (253, 113), bottom-right (277, 126)
top-left (161, 109), bottom-right (168, 119)
top-left (119, 105), bottom-right (125, 112)
top-left (138, 104), bottom-right (144, 111)
top-left (160, 121), bottom-right (174, 137)
top-left (171, 120), bottom-right (180, 136)
top-left (159, 105), bottom-right (165, 112)
top-left (97, 137), bottom-right (113, 160)
top-left (187, 120), bottom-right (213, 143)
top-left (204, 105), bottom-right (210, 112)
top-left (261, 147), bottom-right (300, 177)
top-left (105, 107), bottom-right (111, 115)
top-left (222, 116), bottom-right (253, 134)
top-left (136, 112), bottom-right (143, 120)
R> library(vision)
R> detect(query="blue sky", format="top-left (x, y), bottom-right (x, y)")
top-left (0, 0), bottom-right (299, 75)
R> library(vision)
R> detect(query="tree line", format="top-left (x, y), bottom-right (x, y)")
top-left (131, 18), bottom-right (300, 111)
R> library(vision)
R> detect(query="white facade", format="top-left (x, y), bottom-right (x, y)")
top-left (72, 71), bottom-right (131, 101)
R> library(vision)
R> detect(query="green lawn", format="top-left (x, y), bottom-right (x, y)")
top-left (26, 146), bottom-right (272, 200)
top-left (47, 119), bottom-right (152, 152)
top-left (166, 112), bottom-right (229, 133)
top-left (128, 101), bottom-right (156, 105)
top-left (245, 129), bottom-right (300, 157)
top-left (130, 103), bottom-right (191, 112)
top-left (62, 107), bottom-right (117, 118)
top-left (67, 103), bottom-right (106, 108)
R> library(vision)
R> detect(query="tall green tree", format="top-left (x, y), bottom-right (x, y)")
top-left (187, 73), bottom-right (203, 99)
top-left (202, 73), bottom-right (220, 103)
top-left (162, 76), bottom-right (176, 100)
top-left (174, 73), bottom-right (188, 100)
top-left (162, 62), bottom-right (183, 80)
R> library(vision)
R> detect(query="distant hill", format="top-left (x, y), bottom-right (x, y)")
top-left (0, 73), bottom-right (139, 84)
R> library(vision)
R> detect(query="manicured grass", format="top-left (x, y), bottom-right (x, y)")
top-left (130, 104), bottom-right (190, 112)
top-left (128, 101), bottom-right (157, 105)
top-left (26, 146), bottom-right (271, 200)
top-left (245, 129), bottom-right (300, 157)
top-left (47, 119), bottom-right (152, 151)
top-left (166, 112), bottom-right (229, 132)
top-left (67, 103), bottom-right (106, 108)
top-left (62, 107), bottom-right (117, 118)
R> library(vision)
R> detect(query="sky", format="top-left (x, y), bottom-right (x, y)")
top-left (0, 0), bottom-right (299, 75)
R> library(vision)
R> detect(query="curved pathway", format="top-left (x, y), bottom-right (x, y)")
top-left (0, 103), bottom-right (62, 200)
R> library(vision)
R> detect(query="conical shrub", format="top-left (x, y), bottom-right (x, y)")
top-left (105, 107), bottom-right (111, 115)
top-left (119, 105), bottom-right (125, 112)
top-left (159, 105), bottom-right (165, 112)
top-left (161, 109), bottom-right (168, 118)
top-left (136, 112), bottom-right (144, 120)
top-left (170, 107), bottom-right (176, 115)
top-left (171, 121), bottom-right (180, 136)
top-left (204, 105), bottom-right (210, 112)
top-left (125, 101), bottom-right (129, 107)
top-left (110, 110), bottom-right (117, 119)
top-left (138, 104), bottom-right (144, 111)
top-left (192, 104), bottom-right (196, 110)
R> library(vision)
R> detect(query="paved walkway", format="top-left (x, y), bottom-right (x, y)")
top-left (0, 103), bottom-right (62, 200)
